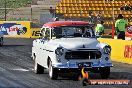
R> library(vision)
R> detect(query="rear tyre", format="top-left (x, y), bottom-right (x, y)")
top-left (100, 67), bottom-right (110, 79)
top-left (32, 53), bottom-right (36, 60)
top-left (0, 37), bottom-right (3, 46)
top-left (34, 56), bottom-right (44, 74)
top-left (49, 60), bottom-right (58, 80)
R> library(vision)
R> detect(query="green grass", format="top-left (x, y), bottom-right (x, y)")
top-left (0, 0), bottom-right (32, 20)
top-left (0, 0), bottom-right (32, 8)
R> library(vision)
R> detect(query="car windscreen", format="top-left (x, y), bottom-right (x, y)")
top-left (52, 26), bottom-right (95, 38)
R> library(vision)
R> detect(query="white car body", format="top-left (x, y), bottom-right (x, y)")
top-left (32, 21), bottom-right (113, 79)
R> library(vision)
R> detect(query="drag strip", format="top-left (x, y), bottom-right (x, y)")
top-left (0, 38), bottom-right (131, 88)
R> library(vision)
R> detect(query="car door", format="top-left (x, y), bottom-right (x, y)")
top-left (35, 27), bottom-right (46, 66)
top-left (38, 27), bottom-right (51, 68)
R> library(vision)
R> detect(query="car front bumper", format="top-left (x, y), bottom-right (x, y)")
top-left (52, 62), bottom-right (113, 69)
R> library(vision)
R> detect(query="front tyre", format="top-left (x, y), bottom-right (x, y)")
top-left (100, 67), bottom-right (110, 79)
top-left (72, 72), bottom-right (81, 81)
top-left (49, 60), bottom-right (58, 80)
top-left (34, 55), bottom-right (44, 74)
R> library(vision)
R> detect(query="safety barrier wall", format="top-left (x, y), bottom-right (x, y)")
top-left (0, 21), bottom-right (31, 38)
top-left (0, 21), bottom-right (42, 38)
top-left (98, 38), bottom-right (132, 64)
top-left (30, 28), bottom-right (41, 38)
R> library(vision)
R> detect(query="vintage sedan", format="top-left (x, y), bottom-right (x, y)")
top-left (32, 21), bottom-right (113, 80)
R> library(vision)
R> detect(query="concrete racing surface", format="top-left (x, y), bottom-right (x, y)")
top-left (0, 38), bottom-right (131, 88)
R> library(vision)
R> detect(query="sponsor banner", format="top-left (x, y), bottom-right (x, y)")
top-left (124, 45), bottom-right (132, 58)
top-left (30, 28), bottom-right (41, 38)
top-left (0, 21), bottom-right (30, 38)
top-left (98, 38), bottom-right (132, 64)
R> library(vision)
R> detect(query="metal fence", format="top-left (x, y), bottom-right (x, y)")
top-left (0, 0), bottom-right (59, 27)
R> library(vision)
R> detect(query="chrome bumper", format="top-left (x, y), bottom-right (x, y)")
top-left (52, 62), bottom-right (113, 69)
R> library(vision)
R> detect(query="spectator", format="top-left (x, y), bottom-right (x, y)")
top-left (87, 11), bottom-right (96, 24)
top-left (96, 11), bottom-right (104, 23)
top-left (130, 5), bottom-right (132, 11)
top-left (120, 4), bottom-right (131, 11)
top-left (124, 4), bottom-right (130, 11)
top-left (95, 21), bottom-right (105, 35)
top-left (120, 5), bottom-right (125, 11)
top-left (49, 7), bottom-right (55, 18)
top-left (128, 4), bottom-right (132, 11)
top-left (54, 17), bottom-right (59, 21)
top-left (115, 14), bottom-right (128, 40)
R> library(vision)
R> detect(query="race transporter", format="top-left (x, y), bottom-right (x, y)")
top-left (32, 21), bottom-right (113, 80)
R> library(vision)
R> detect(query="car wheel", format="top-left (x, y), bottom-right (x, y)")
top-left (34, 55), bottom-right (44, 74)
top-left (49, 60), bottom-right (58, 80)
top-left (100, 67), bottom-right (110, 79)
top-left (72, 72), bottom-right (81, 81)
top-left (32, 53), bottom-right (36, 60)
top-left (0, 37), bottom-right (3, 46)
top-left (80, 78), bottom-right (88, 86)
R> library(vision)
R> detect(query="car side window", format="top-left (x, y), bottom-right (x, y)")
top-left (85, 26), bottom-right (95, 38)
top-left (45, 28), bottom-right (50, 39)
top-left (52, 27), bottom-right (62, 38)
top-left (40, 28), bottom-right (50, 39)
top-left (41, 28), bottom-right (45, 37)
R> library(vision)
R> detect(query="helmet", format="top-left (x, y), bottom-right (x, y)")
top-left (54, 17), bottom-right (59, 21)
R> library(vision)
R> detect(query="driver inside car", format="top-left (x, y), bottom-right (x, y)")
top-left (83, 29), bottom-right (92, 37)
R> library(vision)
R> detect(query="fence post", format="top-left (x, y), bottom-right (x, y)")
top-left (30, 7), bottom-right (32, 21)
top-left (112, 25), bottom-right (115, 39)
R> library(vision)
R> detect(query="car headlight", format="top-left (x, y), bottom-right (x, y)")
top-left (55, 47), bottom-right (64, 56)
top-left (103, 46), bottom-right (111, 54)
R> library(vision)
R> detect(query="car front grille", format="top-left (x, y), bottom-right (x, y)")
top-left (65, 51), bottom-right (101, 59)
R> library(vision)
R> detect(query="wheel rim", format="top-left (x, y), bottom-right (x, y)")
top-left (49, 61), bottom-right (53, 78)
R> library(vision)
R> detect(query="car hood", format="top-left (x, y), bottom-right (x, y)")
top-left (50, 38), bottom-right (100, 50)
